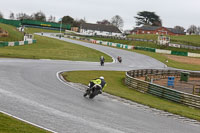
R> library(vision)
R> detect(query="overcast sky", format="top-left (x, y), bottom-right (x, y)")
top-left (0, 0), bottom-right (200, 30)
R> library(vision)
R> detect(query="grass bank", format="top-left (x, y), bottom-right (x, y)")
top-left (0, 112), bottom-right (50, 133)
top-left (0, 27), bottom-right (112, 62)
top-left (0, 23), bottom-right (24, 42)
top-left (128, 34), bottom-right (200, 47)
top-left (62, 70), bottom-right (200, 121)
top-left (25, 27), bottom-right (64, 34)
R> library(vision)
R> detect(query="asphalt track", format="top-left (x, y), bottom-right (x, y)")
top-left (0, 33), bottom-right (199, 133)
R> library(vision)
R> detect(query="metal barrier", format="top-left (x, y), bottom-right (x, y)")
top-left (125, 69), bottom-right (200, 109)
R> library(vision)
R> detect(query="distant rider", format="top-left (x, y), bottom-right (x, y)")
top-left (117, 56), bottom-right (122, 63)
top-left (100, 56), bottom-right (105, 66)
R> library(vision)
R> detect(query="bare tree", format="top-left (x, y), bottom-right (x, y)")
top-left (96, 19), bottom-right (111, 25)
top-left (187, 25), bottom-right (197, 35)
top-left (174, 26), bottom-right (185, 32)
top-left (16, 12), bottom-right (32, 20)
top-left (79, 18), bottom-right (86, 24)
top-left (48, 15), bottom-right (56, 22)
top-left (196, 26), bottom-right (200, 35)
top-left (32, 11), bottom-right (46, 21)
top-left (110, 15), bottom-right (124, 29)
top-left (9, 12), bottom-right (15, 20)
top-left (0, 11), bottom-right (3, 18)
top-left (73, 18), bottom-right (86, 27)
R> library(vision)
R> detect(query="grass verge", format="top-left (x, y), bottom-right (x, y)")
top-left (25, 27), bottom-right (64, 34)
top-left (0, 33), bottom-right (112, 62)
top-left (62, 70), bottom-right (200, 121)
top-left (0, 112), bottom-right (50, 133)
top-left (0, 23), bottom-right (24, 42)
top-left (128, 34), bottom-right (200, 47)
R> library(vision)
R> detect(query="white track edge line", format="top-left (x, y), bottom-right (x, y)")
top-left (0, 110), bottom-right (57, 133)
top-left (56, 71), bottom-right (84, 92)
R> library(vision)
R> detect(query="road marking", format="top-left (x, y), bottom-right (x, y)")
top-left (56, 71), bottom-right (85, 92)
top-left (0, 110), bottom-right (57, 133)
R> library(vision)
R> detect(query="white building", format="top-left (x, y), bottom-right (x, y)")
top-left (80, 23), bottom-right (122, 37)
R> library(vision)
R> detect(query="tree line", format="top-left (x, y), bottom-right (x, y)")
top-left (60, 15), bottom-right (124, 30)
top-left (1, 11), bottom-right (55, 22)
top-left (0, 10), bottom-right (200, 34)
top-left (0, 11), bottom-right (123, 30)
top-left (0, 10), bottom-right (123, 29)
top-left (0, 11), bottom-right (86, 27)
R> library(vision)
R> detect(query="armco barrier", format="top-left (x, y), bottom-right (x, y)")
top-left (155, 49), bottom-right (171, 54)
top-left (125, 69), bottom-right (200, 109)
top-left (0, 18), bottom-right (71, 30)
top-left (0, 18), bottom-right (21, 27)
top-left (0, 40), bottom-right (36, 47)
top-left (188, 52), bottom-right (200, 58)
top-left (171, 51), bottom-right (188, 56)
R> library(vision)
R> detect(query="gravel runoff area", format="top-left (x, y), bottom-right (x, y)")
top-left (138, 76), bottom-right (200, 94)
top-left (165, 54), bottom-right (200, 65)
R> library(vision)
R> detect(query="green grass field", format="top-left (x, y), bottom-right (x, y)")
top-left (0, 35), bottom-right (112, 61)
top-left (128, 34), bottom-right (200, 47)
top-left (0, 112), bottom-right (50, 133)
top-left (0, 26), bottom-right (112, 62)
top-left (0, 23), bottom-right (24, 42)
top-left (170, 35), bottom-right (200, 46)
top-left (63, 70), bottom-right (200, 121)
top-left (128, 34), bottom-right (158, 40)
top-left (25, 27), bottom-right (64, 34)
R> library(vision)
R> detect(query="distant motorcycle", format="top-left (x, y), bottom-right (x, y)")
top-left (83, 84), bottom-right (102, 99)
top-left (100, 60), bottom-right (104, 66)
top-left (117, 56), bottom-right (122, 63)
top-left (100, 56), bottom-right (105, 66)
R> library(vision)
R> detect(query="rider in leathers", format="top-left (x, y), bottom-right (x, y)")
top-left (88, 76), bottom-right (106, 94)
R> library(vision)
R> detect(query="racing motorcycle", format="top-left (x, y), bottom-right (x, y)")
top-left (117, 56), bottom-right (122, 63)
top-left (83, 84), bottom-right (102, 99)
top-left (100, 60), bottom-right (104, 66)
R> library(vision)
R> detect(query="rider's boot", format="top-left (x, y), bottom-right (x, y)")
top-left (83, 87), bottom-right (90, 97)
top-left (83, 92), bottom-right (87, 97)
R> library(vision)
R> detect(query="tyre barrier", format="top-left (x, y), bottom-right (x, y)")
top-left (125, 69), bottom-right (200, 109)
top-left (0, 39), bottom-right (36, 47)
top-left (63, 35), bottom-right (134, 50)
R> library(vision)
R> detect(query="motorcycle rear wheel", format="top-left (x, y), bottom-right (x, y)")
top-left (89, 93), bottom-right (95, 99)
